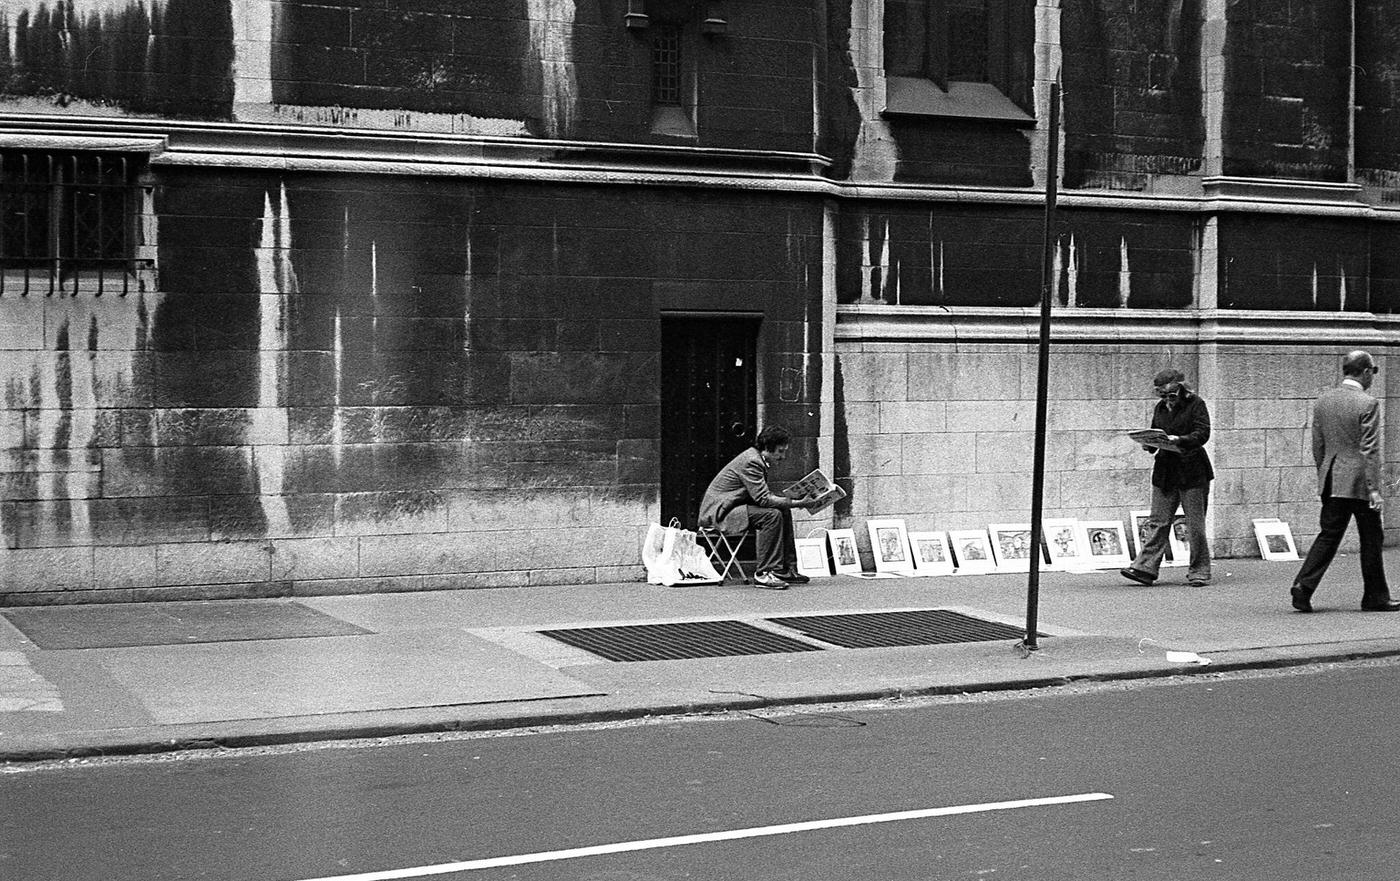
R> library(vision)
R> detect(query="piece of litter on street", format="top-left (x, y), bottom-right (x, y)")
top-left (1164, 649), bottom-right (1209, 663)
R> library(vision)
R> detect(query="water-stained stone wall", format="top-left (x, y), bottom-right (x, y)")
top-left (0, 169), bottom-right (824, 602)
top-left (832, 325), bottom-right (1400, 567)
top-left (1, 0), bottom-right (824, 148)
top-left (1060, 0), bottom-right (1205, 188)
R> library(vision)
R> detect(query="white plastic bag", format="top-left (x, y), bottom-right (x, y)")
top-left (642, 522), bottom-right (722, 586)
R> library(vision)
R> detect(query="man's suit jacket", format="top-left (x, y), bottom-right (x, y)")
top-left (698, 447), bottom-right (781, 536)
top-left (1313, 381), bottom-right (1382, 500)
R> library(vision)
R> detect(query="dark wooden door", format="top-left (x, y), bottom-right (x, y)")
top-left (660, 316), bottom-right (759, 529)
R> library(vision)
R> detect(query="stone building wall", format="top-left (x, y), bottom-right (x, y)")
top-left (2, 1), bottom-right (1400, 602)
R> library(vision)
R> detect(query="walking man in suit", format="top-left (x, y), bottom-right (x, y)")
top-left (1291, 350), bottom-right (1400, 612)
top-left (699, 425), bottom-right (815, 590)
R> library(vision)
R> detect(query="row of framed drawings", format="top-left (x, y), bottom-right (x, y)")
top-left (796, 514), bottom-right (1301, 579)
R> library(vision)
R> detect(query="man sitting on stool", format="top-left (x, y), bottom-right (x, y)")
top-left (698, 425), bottom-right (816, 590)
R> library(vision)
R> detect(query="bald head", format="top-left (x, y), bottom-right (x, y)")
top-left (1342, 350), bottom-right (1376, 376)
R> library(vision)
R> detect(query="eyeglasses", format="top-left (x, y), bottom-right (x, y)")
top-left (1368, 363), bottom-right (1380, 374)
top-left (1154, 387), bottom-right (1183, 398)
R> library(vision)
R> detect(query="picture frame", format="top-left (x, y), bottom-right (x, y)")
top-left (794, 535), bottom-right (832, 578)
top-left (1167, 513), bottom-right (1191, 567)
top-left (947, 528), bottom-right (997, 575)
top-left (1253, 518), bottom-right (1300, 561)
top-left (907, 531), bottom-right (955, 577)
top-left (866, 518), bottom-right (915, 574)
top-left (1077, 520), bottom-right (1132, 569)
top-left (1129, 509), bottom-right (1185, 568)
top-left (988, 523), bottom-right (1040, 573)
top-left (1041, 518), bottom-right (1087, 571)
top-left (826, 528), bottom-right (863, 576)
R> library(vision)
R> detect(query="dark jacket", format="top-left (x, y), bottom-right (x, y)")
top-left (1148, 392), bottom-right (1213, 490)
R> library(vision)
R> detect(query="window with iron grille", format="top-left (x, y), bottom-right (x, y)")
top-left (1, 151), bottom-right (137, 269)
top-left (885, 0), bottom-right (1029, 91)
top-left (651, 25), bottom-right (683, 106)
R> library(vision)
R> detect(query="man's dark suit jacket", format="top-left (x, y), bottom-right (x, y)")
top-left (698, 447), bottom-right (782, 536)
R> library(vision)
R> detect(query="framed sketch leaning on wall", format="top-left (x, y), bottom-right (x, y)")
top-left (866, 518), bottom-right (915, 574)
top-left (1253, 519), bottom-right (1300, 561)
top-left (1078, 520), bottom-right (1132, 569)
top-left (988, 523), bottom-right (1038, 573)
top-left (826, 528), bottom-right (863, 576)
top-left (947, 529), bottom-right (997, 575)
top-left (1167, 512), bottom-right (1191, 567)
top-left (1129, 509), bottom-right (1184, 568)
top-left (907, 531), bottom-right (954, 576)
top-left (1041, 518), bottom-right (1086, 571)
top-left (794, 535), bottom-right (832, 577)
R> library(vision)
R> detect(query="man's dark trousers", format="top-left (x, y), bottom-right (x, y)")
top-left (746, 506), bottom-right (796, 573)
top-left (1294, 494), bottom-right (1389, 605)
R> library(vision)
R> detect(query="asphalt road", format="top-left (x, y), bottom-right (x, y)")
top-left (5, 659), bottom-right (1400, 881)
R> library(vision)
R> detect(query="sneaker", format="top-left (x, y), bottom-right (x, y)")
top-left (775, 569), bottom-right (810, 584)
top-left (752, 571), bottom-right (789, 590)
top-left (1187, 577), bottom-right (1211, 587)
top-left (1120, 567), bottom-right (1155, 585)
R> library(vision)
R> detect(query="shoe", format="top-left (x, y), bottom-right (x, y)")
top-left (1120, 568), bottom-right (1155, 586)
top-left (775, 569), bottom-right (810, 584)
top-left (1187, 578), bottom-right (1210, 587)
top-left (752, 571), bottom-right (789, 590)
top-left (1361, 600), bottom-right (1400, 612)
top-left (1290, 585), bottom-right (1313, 613)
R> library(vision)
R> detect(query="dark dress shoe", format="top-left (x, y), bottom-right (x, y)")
top-left (1120, 567), bottom-right (1155, 586)
top-left (1290, 586), bottom-right (1313, 613)
top-left (1361, 600), bottom-right (1400, 611)
top-left (775, 569), bottom-right (810, 584)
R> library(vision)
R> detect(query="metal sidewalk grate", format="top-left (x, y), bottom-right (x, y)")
top-left (537, 620), bottom-right (823, 663)
top-left (766, 609), bottom-right (1038, 649)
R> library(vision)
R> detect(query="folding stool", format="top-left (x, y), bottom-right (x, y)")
top-left (696, 525), bottom-right (746, 584)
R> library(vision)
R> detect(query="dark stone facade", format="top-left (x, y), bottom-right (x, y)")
top-left (2, 1), bottom-right (1399, 600)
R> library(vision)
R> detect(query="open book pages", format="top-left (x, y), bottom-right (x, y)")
top-left (781, 468), bottom-right (848, 514)
top-left (1127, 428), bottom-right (1180, 452)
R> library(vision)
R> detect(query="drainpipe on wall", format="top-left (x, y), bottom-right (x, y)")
top-left (1347, 0), bottom-right (1356, 182)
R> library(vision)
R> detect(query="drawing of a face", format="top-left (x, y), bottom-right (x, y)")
top-left (878, 528), bottom-right (905, 562)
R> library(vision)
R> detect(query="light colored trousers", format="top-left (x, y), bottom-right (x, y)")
top-left (1129, 483), bottom-right (1211, 582)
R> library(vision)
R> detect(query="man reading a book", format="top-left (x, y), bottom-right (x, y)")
top-left (1120, 367), bottom-right (1214, 587)
top-left (698, 425), bottom-right (817, 590)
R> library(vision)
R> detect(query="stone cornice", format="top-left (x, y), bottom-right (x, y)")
top-left (836, 305), bottom-right (1400, 346)
top-left (3, 114), bottom-right (1399, 221)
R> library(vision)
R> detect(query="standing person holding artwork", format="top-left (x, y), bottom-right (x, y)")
top-left (698, 425), bottom-right (817, 590)
top-left (1290, 351), bottom-right (1399, 613)
top-left (1120, 367), bottom-right (1214, 587)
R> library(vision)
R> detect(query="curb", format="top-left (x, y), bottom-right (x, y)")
top-left (6, 638), bottom-right (1400, 764)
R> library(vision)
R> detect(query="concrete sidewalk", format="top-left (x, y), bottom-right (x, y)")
top-left (4, 550), bottom-right (1400, 762)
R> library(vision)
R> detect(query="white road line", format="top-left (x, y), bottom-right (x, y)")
top-left (295, 791), bottom-right (1114, 881)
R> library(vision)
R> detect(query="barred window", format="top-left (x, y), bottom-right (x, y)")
top-left (884, 0), bottom-right (1010, 89)
top-left (651, 25), bottom-right (682, 106)
top-left (1, 151), bottom-right (136, 267)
